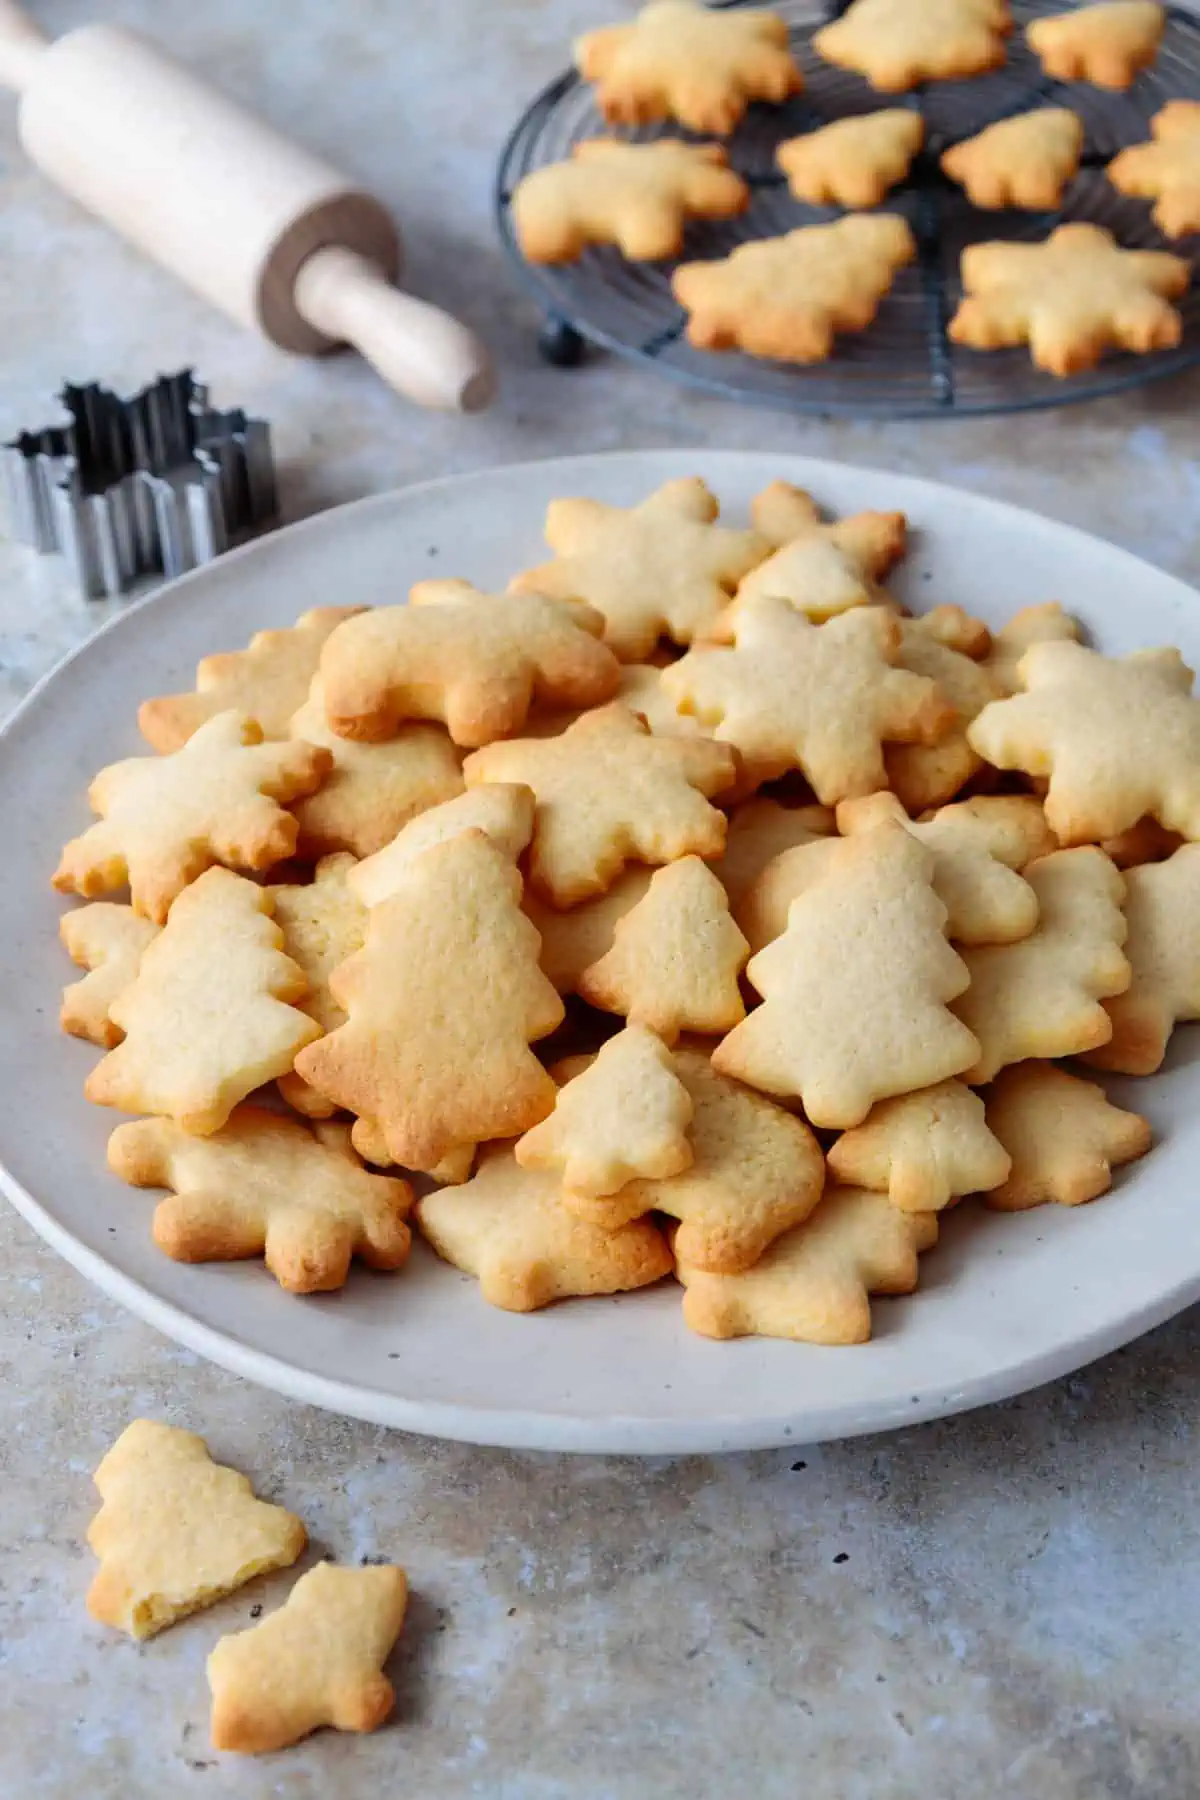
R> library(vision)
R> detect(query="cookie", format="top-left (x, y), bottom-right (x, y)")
top-left (109, 1108), bottom-right (413, 1293)
top-left (713, 824), bottom-right (979, 1128)
top-left (948, 223), bottom-right (1189, 376)
top-left (286, 678), bottom-right (463, 859)
top-left (59, 903), bottom-right (159, 1047)
top-left (349, 783), bottom-right (535, 909)
top-left (525, 866), bottom-right (654, 994)
top-left (836, 791), bottom-right (1041, 945)
top-left (1082, 843), bottom-right (1200, 1073)
top-left (564, 1048), bottom-right (825, 1275)
top-left (814, 0), bottom-right (1010, 92)
top-left (137, 607), bottom-right (362, 752)
top-left (1027, 0), bottom-right (1164, 90)
top-left (319, 582), bottom-right (618, 747)
top-left (710, 796), bottom-right (834, 916)
top-left (677, 1185), bottom-right (938, 1344)
top-left (983, 1062), bottom-right (1151, 1209)
top-left (513, 138), bottom-right (749, 263)
top-left (1109, 100), bottom-right (1200, 238)
top-left (85, 869), bottom-right (320, 1135)
top-left (294, 832), bottom-right (563, 1173)
top-left (86, 1419), bottom-right (305, 1640)
top-left (510, 477), bottom-right (768, 661)
top-left (968, 640), bottom-right (1200, 845)
top-left (575, 855), bottom-right (748, 1043)
top-left (53, 711), bottom-right (332, 925)
top-left (270, 854), bottom-right (367, 1118)
top-left (882, 615), bottom-right (1003, 812)
top-left (718, 481), bottom-right (907, 629)
top-left (983, 601), bottom-right (1080, 695)
top-left (952, 847), bottom-right (1130, 1083)
top-left (462, 703), bottom-right (736, 908)
top-left (942, 108), bottom-right (1084, 210)
top-left (673, 214), bottom-right (916, 363)
top-left (515, 1026), bottom-right (694, 1197)
top-left (777, 110), bottom-right (924, 209)
top-left (575, 0), bottom-right (801, 135)
top-left (663, 597), bottom-right (953, 802)
top-left (415, 1145), bottom-right (673, 1311)
top-left (208, 1562), bottom-right (408, 1754)
top-left (828, 1078), bottom-right (1011, 1212)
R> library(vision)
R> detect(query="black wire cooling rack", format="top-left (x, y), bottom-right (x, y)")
top-left (495, 0), bottom-right (1200, 418)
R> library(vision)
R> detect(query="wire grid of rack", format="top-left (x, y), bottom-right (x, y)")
top-left (495, 0), bottom-right (1200, 418)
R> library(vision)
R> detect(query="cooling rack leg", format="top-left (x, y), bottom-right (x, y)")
top-left (538, 316), bottom-right (588, 368)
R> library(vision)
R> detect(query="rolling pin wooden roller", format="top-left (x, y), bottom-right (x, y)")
top-left (0, 2), bottom-right (495, 412)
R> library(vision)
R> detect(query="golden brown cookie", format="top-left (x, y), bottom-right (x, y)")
top-left (1082, 843), bottom-right (1200, 1074)
top-left (513, 139), bottom-right (748, 263)
top-left (53, 711), bottom-right (331, 924)
top-left (777, 110), bottom-right (924, 209)
top-left (673, 214), bottom-right (916, 363)
top-left (1108, 100), bottom-right (1200, 237)
top-left (717, 481), bottom-right (907, 630)
top-left (828, 1078), bottom-right (1011, 1211)
top-left (575, 0), bottom-right (801, 135)
top-left (109, 1109), bottom-right (413, 1293)
top-left (942, 109), bottom-right (1084, 211)
top-left (814, 0), bottom-right (1010, 92)
top-left (511, 477), bottom-right (768, 660)
top-left (463, 703), bottom-right (736, 907)
top-left (710, 796), bottom-right (834, 916)
top-left (59, 903), bottom-right (159, 1047)
top-left (983, 601), bottom-right (1081, 695)
top-left (270, 853), bottom-right (367, 1119)
top-left (525, 867), bottom-right (655, 995)
top-left (1027, 1), bottom-right (1164, 90)
top-left (349, 783), bottom-right (535, 909)
top-left (983, 1062), bottom-right (1151, 1209)
top-left (948, 223), bottom-right (1189, 376)
top-left (882, 614), bottom-right (1003, 812)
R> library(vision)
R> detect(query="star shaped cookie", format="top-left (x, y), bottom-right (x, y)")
top-left (814, 0), bottom-right (1010, 92)
top-left (1109, 100), bottom-right (1200, 237)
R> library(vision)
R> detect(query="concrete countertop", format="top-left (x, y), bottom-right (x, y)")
top-left (2, 2), bottom-right (1199, 1794)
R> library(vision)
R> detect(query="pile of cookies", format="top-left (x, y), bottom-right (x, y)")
top-left (511, 0), bottom-right (1195, 377)
top-left (53, 471), bottom-right (1200, 1346)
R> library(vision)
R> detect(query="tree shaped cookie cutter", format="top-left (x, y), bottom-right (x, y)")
top-left (1, 370), bottom-right (277, 598)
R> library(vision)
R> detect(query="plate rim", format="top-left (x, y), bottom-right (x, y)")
top-left (4, 446), bottom-right (1199, 1455)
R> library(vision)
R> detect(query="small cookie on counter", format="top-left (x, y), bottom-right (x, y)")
top-left (563, 1049), bottom-right (826, 1275)
top-left (575, 0), bottom-right (801, 135)
top-left (1027, 0), bottom-right (1165, 90)
top-left (463, 703), bottom-right (737, 908)
top-left (138, 607), bottom-right (362, 751)
top-left (969, 639), bottom-right (1200, 844)
top-left (814, 0), bottom-right (1010, 92)
top-left (513, 139), bottom-right (749, 264)
top-left (515, 1026), bottom-right (694, 1197)
top-left (828, 1078), bottom-right (1012, 1212)
top-left (777, 110), bottom-right (924, 209)
top-left (677, 1185), bottom-right (938, 1344)
top-left (109, 1108), bottom-right (413, 1293)
top-left (86, 1419), bottom-right (306, 1639)
top-left (713, 825), bottom-right (980, 1129)
top-left (415, 1146), bottom-right (673, 1311)
top-left (983, 1062), bottom-right (1151, 1209)
top-left (59, 902), bottom-right (159, 1047)
top-left (1082, 842), bottom-right (1200, 1074)
top-left (84, 869), bottom-right (320, 1135)
top-left (208, 1562), bottom-right (408, 1754)
top-left (295, 832), bottom-right (563, 1174)
top-left (319, 582), bottom-right (619, 747)
top-left (52, 710), bottom-right (332, 924)
top-left (952, 847), bottom-right (1130, 1083)
top-left (663, 597), bottom-right (952, 802)
top-left (1108, 100), bottom-right (1200, 238)
top-left (942, 108), bottom-right (1084, 211)
top-left (673, 214), bottom-right (916, 364)
top-left (511, 476), bottom-right (768, 661)
top-left (948, 222), bottom-right (1190, 376)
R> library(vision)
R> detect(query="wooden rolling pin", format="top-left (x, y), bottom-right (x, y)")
top-left (0, 3), bottom-right (494, 412)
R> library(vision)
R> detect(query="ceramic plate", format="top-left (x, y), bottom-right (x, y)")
top-left (3, 451), bottom-right (1196, 1454)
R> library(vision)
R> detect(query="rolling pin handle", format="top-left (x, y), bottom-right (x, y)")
top-left (294, 246), bottom-right (495, 414)
top-left (0, 0), bottom-right (48, 93)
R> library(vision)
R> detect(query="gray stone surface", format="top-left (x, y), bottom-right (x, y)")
top-left (2, 1), bottom-right (1199, 1793)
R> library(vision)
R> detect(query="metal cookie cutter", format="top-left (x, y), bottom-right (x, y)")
top-left (1, 371), bottom-right (278, 598)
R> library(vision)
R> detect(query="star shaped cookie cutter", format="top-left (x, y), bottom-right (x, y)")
top-left (1, 371), bottom-right (278, 598)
